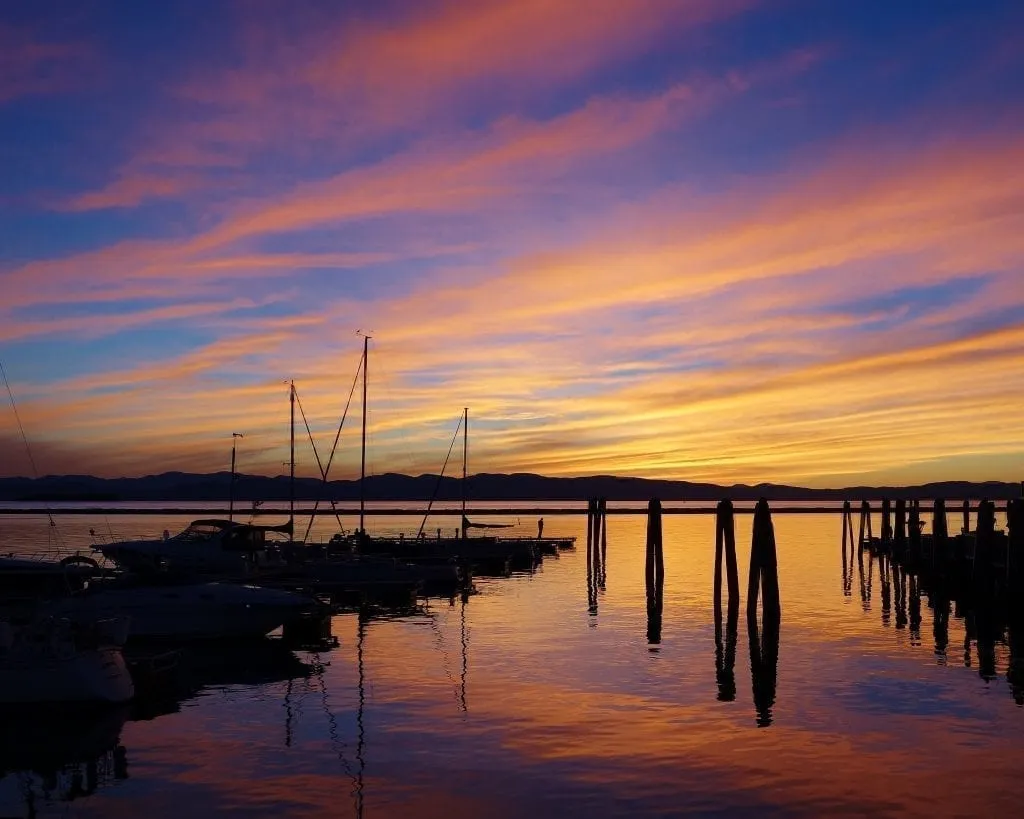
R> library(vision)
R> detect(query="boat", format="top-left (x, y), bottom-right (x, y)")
top-left (47, 579), bottom-right (316, 641)
top-left (0, 615), bottom-right (134, 704)
top-left (94, 518), bottom-right (293, 578)
top-left (0, 553), bottom-right (103, 602)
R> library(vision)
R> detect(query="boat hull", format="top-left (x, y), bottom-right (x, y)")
top-left (52, 583), bottom-right (312, 641)
top-left (0, 646), bottom-right (134, 704)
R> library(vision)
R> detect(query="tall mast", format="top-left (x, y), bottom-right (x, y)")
top-left (289, 381), bottom-right (295, 531)
top-left (461, 407), bottom-right (468, 538)
top-left (229, 432), bottom-right (243, 523)
top-left (359, 334), bottom-right (369, 534)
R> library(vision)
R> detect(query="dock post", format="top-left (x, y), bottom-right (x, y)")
top-left (714, 499), bottom-right (740, 616)
top-left (894, 499), bottom-right (907, 561)
top-left (747, 498), bottom-right (781, 620)
top-left (599, 497), bottom-right (608, 589)
top-left (586, 498), bottom-right (597, 615)
top-left (962, 499), bottom-right (971, 535)
top-left (975, 499), bottom-right (996, 587)
top-left (881, 499), bottom-right (893, 553)
top-left (646, 499), bottom-right (665, 644)
top-left (909, 500), bottom-right (921, 564)
top-left (932, 499), bottom-right (948, 572)
top-left (1008, 498), bottom-right (1023, 601)
top-left (747, 498), bottom-right (780, 727)
top-left (857, 501), bottom-right (869, 554)
top-left (842, 500), bottom-right (856, 560)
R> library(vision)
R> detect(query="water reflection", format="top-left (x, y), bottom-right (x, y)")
top-left (0, 705), bottom-right (130, 817)
top-left (846, 508), bottom-right (1024, 706)
top-left (713, 603), bottom-right (738, 702)
top-left (747, 607), bottom-right (780, 727)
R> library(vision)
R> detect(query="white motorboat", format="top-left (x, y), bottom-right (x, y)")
top-left (95, 518), bottom-right (292, 577)
top-left (0, 616), bottom-right (134, 704)
top-left (50, 581), bottom-right (314, 641)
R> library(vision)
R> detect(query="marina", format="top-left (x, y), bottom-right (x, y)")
top-left (1, 500), bottom-right (1022, 816)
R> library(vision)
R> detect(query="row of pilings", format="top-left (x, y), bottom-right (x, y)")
top-left (849, 496), bottom-right (1024, 693)
top-left (845, 498), bottom-right (1023, 600)
top-left (636, 496), bottom-right (782, 726)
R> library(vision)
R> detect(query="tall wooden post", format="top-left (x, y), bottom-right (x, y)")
top-left (646, 499), bottom-right (665, 644)
top-left (747, 498), bottom-right (781, 620)
top-left (881, 499), bottom-right (893, 551)
top-left (714, 499), bottom-right (739, 617)
top-left (962, 499), bottom-right (971, 535)
top-left (975, 499), bottom-right (996, 583)
top-left (909, 500), bottom-right (921, 563)
top-left (894, 499), bottom-right (907, 561)
top-left (932, 498), bottom-right (948, 571)
top-left (1008, 498), bottom-right (1023, 598)
top-left (599, 497), bottom-right (608, 589)
top-left (747, 499), bottom-right (780, 727)
top-left (586, 498), bottom-right (597, 615)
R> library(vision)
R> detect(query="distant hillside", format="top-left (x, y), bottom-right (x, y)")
top-left (0, 472), bottom-right (1019, 502)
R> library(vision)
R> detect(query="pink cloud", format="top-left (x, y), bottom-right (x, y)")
top-left (0, 23), bottom-right (93, 103)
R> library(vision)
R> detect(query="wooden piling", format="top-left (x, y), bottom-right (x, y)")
top-left (857, 501), bottom-right (870, 554)
top-left (747, 498), bottom-right (781, 728)
top-left (932, 499), bottom-right (948, 570)
top-left (1008, 498), bottom-right (1023, 597)
top-left (975, 499), bottom-right (996, 584)
top-left (598, 497), bottom-right (608, 589)
top-left (714, 499), bottom-right (740, 618)
top-left (646, 499), bottom-right (665, 644)
top-left (747, 498), bottom-right (781, 621)
top-left (586, 498), bottom-right (597, 615)
top-left (894, 499), bottom-right (907, 560)
top-left (962, 499), bottom-right (971, 536)
top-left (909, 500), bottom-right (921, 563)
top-left (881, 499), bottom-right (893, 551)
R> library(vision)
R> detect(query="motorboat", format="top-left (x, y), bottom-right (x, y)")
top-left (0, 554), bottom-right (102, 602)
top-left (48, 580), bottom-right (316, 641)
top-left (94, 518), bottom-right (292, 577)
top-left (0, 615), bottom-right (134, 704)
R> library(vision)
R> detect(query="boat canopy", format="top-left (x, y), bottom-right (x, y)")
top-left (461, 515), bottom-right (514, 530)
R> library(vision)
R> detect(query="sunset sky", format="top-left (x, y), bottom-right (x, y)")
top-left (1, 0), bottom-right (1022, 487)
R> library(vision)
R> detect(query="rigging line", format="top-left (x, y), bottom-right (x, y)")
top-left (1, 359), bottom-right (65, 552)
top-left (303, 353), bottom-right (364, 541)
top-left (294, 386), bottom-right (344, 541)
top-left (416, 412), bottom-right (464, 538)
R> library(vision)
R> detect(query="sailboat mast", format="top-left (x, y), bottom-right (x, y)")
top-left (289, 381), bottom-right (295, 530)
top-left (359, 334), bottom-right (369, 534)
top-left (461, 407), bottom-right (468, 537)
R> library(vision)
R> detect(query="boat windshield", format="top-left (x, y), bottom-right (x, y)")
top-left (174, 524), bottom-right (224, 542)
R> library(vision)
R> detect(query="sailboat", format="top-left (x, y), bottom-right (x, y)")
top-left (327, 339), bottom-right (573, 575)
top-left (455, 408), bottom-right (576, 558)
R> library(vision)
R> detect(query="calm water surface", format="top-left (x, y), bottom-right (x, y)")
top-left (0, 504), bottom-right (1020, 817)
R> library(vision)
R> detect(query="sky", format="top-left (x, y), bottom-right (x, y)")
top-left (1, 0), bottom-right (1023, 488)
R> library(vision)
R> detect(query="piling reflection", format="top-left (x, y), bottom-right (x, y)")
top-left (585, 498), bottom-right (607, 617)
top-left (844, 500), bottom-right (1024, 704)
top-left (714, 604), bottom-right (738, 702)
top-left (880, 556), bottom-right (892, 628)
top-left (746, 499), bottom-right (782, 727)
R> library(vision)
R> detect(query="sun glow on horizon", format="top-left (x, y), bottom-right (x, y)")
top-left (1, 1), bottom-right (1023, 487)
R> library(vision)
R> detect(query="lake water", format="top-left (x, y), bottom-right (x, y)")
top-left (1, 503), bottom-right (1020, 817)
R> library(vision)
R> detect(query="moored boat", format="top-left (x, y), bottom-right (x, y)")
top-left (0, 615), bottom-right (134, 704)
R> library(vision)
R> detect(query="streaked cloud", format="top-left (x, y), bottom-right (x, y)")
top-left (1, 1), bottom-right (1022, 485)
